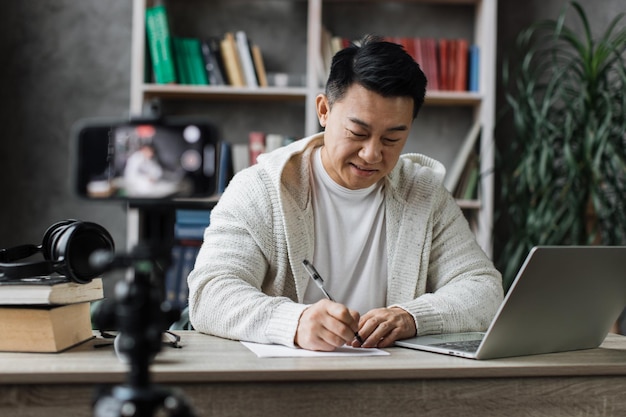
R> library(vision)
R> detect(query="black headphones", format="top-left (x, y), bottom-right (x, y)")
top-left (0, 220), bottom-right (115, 284)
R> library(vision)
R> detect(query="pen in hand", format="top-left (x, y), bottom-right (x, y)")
top-left (302, 259), bottom-right (364, 345)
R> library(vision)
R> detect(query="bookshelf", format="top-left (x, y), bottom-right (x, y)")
top-left (129, 0), bottom-right (497, 257)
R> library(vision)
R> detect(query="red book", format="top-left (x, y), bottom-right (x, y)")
top-left (424, 38), bottom-right (439, 91)
top-left (447, 39), bottom-right (457, 91)
top-left (438, 39), bottom-right (449, 90)
top-left (454, 38), bottom-right (469, 91)
top-left (413, 37), bottom-right (424, 69)
top-left (248, 131), bottom-right (266, 165)
top-left (399, 37), bottom-right (416, 62)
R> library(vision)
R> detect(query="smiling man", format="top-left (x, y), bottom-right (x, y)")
top-left (188, 35), bottom-right (503, 351)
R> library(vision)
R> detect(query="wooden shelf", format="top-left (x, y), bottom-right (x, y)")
top-left (142, 84), bottom-right (309, 102)
top-left (324, 0), bottom-right (481, 4)
top-left (456, 199), bottom-right (482, 210)
top-left (141, 84), bottom-right (482, 106)
top-left (425, 91), bottom-right (483, 106)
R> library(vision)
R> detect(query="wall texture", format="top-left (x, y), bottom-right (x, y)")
top-left (0, 2), bottom-right (132, 252)
top-left (0, 1), bottom-right (623, 274)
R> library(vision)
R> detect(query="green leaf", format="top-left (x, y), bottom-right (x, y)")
top-left (495, 1), bottom-right (626, 288)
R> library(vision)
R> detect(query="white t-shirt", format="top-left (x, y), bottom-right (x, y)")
top-left (303, 147), bottom-right (388, 314)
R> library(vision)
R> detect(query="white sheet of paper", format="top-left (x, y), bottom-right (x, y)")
top-left (241, 341), bottom-right (390, 358)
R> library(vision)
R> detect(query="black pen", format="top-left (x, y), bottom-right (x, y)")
top-left (302, 259), bottom-right (364, 344)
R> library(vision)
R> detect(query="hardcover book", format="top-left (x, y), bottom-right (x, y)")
top-left (453, 38), bottom-right (469, 91)
top-left (251, 45), bottom-right (268, 87)
top-left (217, 141), bottom-right (233, 193)
top-left (201, 37), bottom-right (227, 86)
top-left (232, 143), bottom-right (250, 174)
top-left (220, 32), bottom-right (245, 87)
top-left (0, 302), bottom-right (94, 352)
top-left (468, 44), bottom-right (480, 92)
top-left (248, 131), bottom-right (266, 165)
top-left (145, 4), bottom-right (177, 84)
top-left (172, 37), bottom-right (191, 84)
top-left (0, 276), bottom-right (104, 305)
top-left (185, 37), bottom-right (209, 85)
top-left (235, 31), bottom-right (259, 88)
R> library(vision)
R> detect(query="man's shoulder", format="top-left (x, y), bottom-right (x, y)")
top-left (394, 153), bottom-right (446, 184)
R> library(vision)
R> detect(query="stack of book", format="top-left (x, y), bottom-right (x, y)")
top-left (164, 209), bottom-right (210, 310)
top-left (0, 275), bottom-right (104, 352)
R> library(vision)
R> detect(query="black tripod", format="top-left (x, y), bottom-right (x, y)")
top-left (92, 206), bottom-right (197, 417)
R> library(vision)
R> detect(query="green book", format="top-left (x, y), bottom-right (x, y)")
top-left (185, 38), bottom-right (209, 85)
top-left (172, 37), bottom-right (190, 84)
top-left (145, 5), bottom-right (177, 84)
top-left (463, 164), bottom-right (479, 200)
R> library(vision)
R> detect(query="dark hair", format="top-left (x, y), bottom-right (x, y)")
top-left (325, 34), bottom-right (427, 119)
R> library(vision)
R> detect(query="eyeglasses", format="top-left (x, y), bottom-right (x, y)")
top-left (95, 330), bottom-right (182, 349)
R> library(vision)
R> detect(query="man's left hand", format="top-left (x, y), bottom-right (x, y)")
top-left (351, 307), bottom-right (416, 348)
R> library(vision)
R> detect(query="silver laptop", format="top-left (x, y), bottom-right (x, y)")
top-left (395, 246), bottom-right (626, 359)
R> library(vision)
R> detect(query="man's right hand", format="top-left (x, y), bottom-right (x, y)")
top-left (295, 299), bottom-right (360, 351)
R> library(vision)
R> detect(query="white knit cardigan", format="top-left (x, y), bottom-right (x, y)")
top-left (188, 133), bottom-right (503, 347)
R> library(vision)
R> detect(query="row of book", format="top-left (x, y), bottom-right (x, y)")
top-left (0, 276), bottom-right (104, 352)
top-left (146, 4), bottom-right (269, 88)
top-left (444, 122), bottom-right (481, 201)
top-left (164, 209), bottom-right (211, 310)
top-left (218, 132), bottom-right (296, 193)
top-left (320, 29), bottom-right (479, 92)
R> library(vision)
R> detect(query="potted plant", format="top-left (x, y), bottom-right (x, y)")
top-left (496, 1), bottom-right (626, 289)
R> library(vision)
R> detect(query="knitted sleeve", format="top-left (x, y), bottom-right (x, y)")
top-left (394, 188), bottom-right (504, 335)
top-left (186, 168), bottom-right (307, 346)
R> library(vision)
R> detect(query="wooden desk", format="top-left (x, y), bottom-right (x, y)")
top-left (3, 331), bottom-right (626, 417)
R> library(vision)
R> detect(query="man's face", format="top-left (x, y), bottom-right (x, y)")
top-left (316, 84), bottom-right (413, 190)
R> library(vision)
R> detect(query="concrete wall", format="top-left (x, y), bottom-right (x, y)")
top-left (0, 2), bottom-right (131, 252)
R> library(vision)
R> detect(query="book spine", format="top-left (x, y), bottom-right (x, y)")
top-left (232, 143), bottom-right (250, 174)
top-left (468, 44), bottom-right (480, 92)
top-left (264, 133), bottom-right (284, 153)
top-left (174, 224), bottom-right (208, 241)
top-left (176, 209), bottom-right (212, 224)
top-left (201, 38), bottom-right (227, 85)
top-left (424, 38), bottom-right (439, 91)
top-left (251, 45), bottom-right (268, 87)
top-left (413, 37), bottom-right (424, 71)
top-left (218, 141), bottom-right (233, 193)
top-left (438, 39), bottom-right (449, 91)
top-left (444, 121), bottom-right (481, 192)
top-left (235, 31), bottom-right (259, 88)
top-left (178, 244), bottom-right (201, 308)
top-left (248, 131), bottom-right (266, 165)
top-left (172, 37), bottom-right (189, 84)
top-left (186, 38), bottom-right (209, 85)
top-left (319, 26), bottom-right (334, 86)
top-left (175, 209), bottom-right (211, 240)
top-left (220, 32), bottom-right (245, 87)
top-left (447, 39), bottom-right (457, 91)
top-left (462, 157), bottom-right (479, 200)
top-left (145, 5), bottom-right (177, 84)
top-left (454, 39), bottom-right (469, 91)
top-left (165, 245), bottom-right (184, 307)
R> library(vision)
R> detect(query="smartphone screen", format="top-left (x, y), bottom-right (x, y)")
top-left (74, 118), bottom-right (217, 200)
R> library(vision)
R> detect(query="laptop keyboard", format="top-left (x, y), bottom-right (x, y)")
top-left (431, 339), bottom-right (482, 353)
